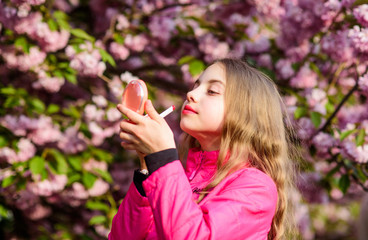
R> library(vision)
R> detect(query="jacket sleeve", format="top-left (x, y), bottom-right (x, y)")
top-left (108, 170), bottom-right (153, 240)
top-left (142, 150), bottom-right (278, 240)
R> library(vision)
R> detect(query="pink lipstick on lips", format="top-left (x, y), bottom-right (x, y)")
top-left (182, 105), bottom-right (198, 114)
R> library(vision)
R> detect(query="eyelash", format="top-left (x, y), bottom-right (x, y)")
top-left (207, 90), bottom-right (218, 95)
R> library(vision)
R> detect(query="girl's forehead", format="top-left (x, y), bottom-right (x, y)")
top-left (199, 63), bottom-right (226, 84)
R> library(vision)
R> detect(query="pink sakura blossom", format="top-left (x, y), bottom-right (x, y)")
top-left (108, 75), bottom-right (125, 99)
top-left (83, 158), bottom-right (108, 172)
top-left (321, 29), bottom-right (354, 63)
top-left (245, 35), bottom-right (271, 53)
top-left (31, 22), bottom-right (70, 52)
top-left (87, 178), bottom-right (109, 197)
top-left (256, 54), bottom-right (272, 69)
top-left (306, 88), bottom-right (328, 115)
top-left (149, 16), bottom-right (176, 45)
top-left (106, 108), bottom-right (121, 122)
top-left (32, 73), bottom-right (65, 93)
top-left (27, 115), bottom-right (62, 145)
top-left (124, 34), bottom-right (148, 52)
top-left (341, 140), bottom-right (368, 163)
top-left (95, 225), bottom-right (110, 238)
top-left (290, 63), bottom-right (318, 89)
top-left (354, 4), bottom-right (368, 28)
top-left (1, 115), bottom-right (60, 146)
top-left (88, 121), bottom-right (119, 146)
top-left (0, 147), bottom-right (18, 164)
top-left (71, 182), bottom-right (89, 199)
top-left (92, 95), bottom-right (108, 108)
top-left (247, 0), bottom-right (284, 18)
top-left (120, 71), bottom-right (138, 83)
top-left (337, 105), bottom-right (368, 127)
top-left (109, 42), bottom-right (130, 61)
top-left (116, 14), bottom-right (129, 30)
top-left (198, 33), bottom-right (229, 62)
top-left (17, 138), bottom-right (36, 162)
top-left (11, 0), bottom-right (46, 5)
top-left (358, 72), bottom-right (368, 95)
top-left (25, 204), bottom-right (51, 220)
top-left (312, 132), bottom-right (335, 155)
top-left (57, 126), bottom-right (87, 154)
top-left (28, 174), bottom-right (68, 197)
top-left (320, 0), bottom-right (342, 26)
top-left (276, 59), bottom-right (295, 80)
top-left (70, 51), bottom-right (106, 77)
top-left (228, 41), bottom-right (246, 59)
top-left (348, 25), bottom-right (368, 53)
top-left (60, 182), bottom-right (89, 207)
top-left (1, 46), bottom-right (46, 71)
top-left (84, 104), bottom-right (105, 121)
top-left (181, 64), bottom-right (195, 85)
top-left (297, 117), bottom-right (315, 140)
top-left (285, 40), bottom-right (310, 62)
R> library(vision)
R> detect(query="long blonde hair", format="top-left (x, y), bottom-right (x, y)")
top-left (180, 58), bottom-right (298, 239)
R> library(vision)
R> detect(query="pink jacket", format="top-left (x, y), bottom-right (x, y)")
top-left (109, 148), bottom-right (277, 240)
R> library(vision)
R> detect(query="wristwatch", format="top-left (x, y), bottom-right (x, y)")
top-left (139, 169), bottom-right (149, 175)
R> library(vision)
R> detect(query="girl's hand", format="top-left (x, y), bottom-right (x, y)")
top-left (117, 100), bottom-right (176, 155)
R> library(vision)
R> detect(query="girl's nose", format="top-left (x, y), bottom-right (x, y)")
top-left (186, 89), bottom-right (197, 102)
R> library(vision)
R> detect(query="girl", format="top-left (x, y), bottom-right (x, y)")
top-left (109, 58), bottom-right (297, 239)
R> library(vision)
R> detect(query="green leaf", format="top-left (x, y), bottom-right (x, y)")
top-left (94, 169), bottom-right (112, 183)
top-left (309, 62), bottom-right (321, 76)
top-left (310, 112), bottom-right (322, 128)
top-left (178, 55), bottom-right (195, 65)
top-left (90, 147), bottom-right (113, 163)
top-left (67, 173), bottom-right (81, 184)
top-left (62, 106), bottom-right (81, 118)
top-left (188, 60), bottom-right (205, 76)
top-left (64, 72), bottom-right (77, 84)
top-left (353, 0), bottom-right (368, 6)
top-left (99, 48), bottom-right (116, 67)
top-left (0, 87), bottom-right (16, 95)
top-left (0, 136), bottom-right (8, 147)
top-left (82, 172), bottom-right (97, 189)
top-left (338, 175), bottom-right (350, 194)
top-left (113, 33), bottom-right (125, 44)
top-left (88, 215), bottom-right (107, 225)
top-left (325, 101), bottom-right (334, 114)
top-left (68, 156), bottom-right (82, 171)
top-left (46, 104), bottom-right (60, 114)
top-left (47, 19), bottom-right (58, 31)
top-left (14, 36), bottom-right (29, 53)
top-left (356, 129), bottom-right (366, 147)
top-left (340, 129), bottom-right (356, 141)
top-left (29, 156), bottom-right (45, 175)
top-left (53, 10), bottom-right (68, 20)
top-left (53, 70), bottom-right (63, 78)
top-left (30, 98), bottom-right (45, 113)
top-left (2, 175), bottom-right (16, 188)
top-left (86, 201), bottom-right (109, 212)
top-left (49, 149), bottom-right (68, 174)
top-left (294, 107), bottom-right (308, 119)
top-left (70, 29), bottom-right (95, 42)
top-left (4, 96), bottom-right (20, 108)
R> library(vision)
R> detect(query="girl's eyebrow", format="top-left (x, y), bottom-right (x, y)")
top-left (194, 79), bottom-right (225, 86)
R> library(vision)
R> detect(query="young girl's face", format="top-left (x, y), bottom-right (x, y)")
top-left (180, 63), bottom-right (226, 149)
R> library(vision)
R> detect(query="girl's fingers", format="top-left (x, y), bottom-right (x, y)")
top-left (120, 141), bottom-right (137, 150)
top-left (117, 104), bottom-right (144, 124)
top-left (119, 131), bottom-right (137, 144)
top-left (119, 120), bottom-right (136, 134)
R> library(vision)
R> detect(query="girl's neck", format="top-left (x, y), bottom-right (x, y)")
top-left (196, 135), bottom-right (221, 152)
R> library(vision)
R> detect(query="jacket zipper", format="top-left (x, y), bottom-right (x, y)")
top-left (189, 151), bottom-right (204, 181)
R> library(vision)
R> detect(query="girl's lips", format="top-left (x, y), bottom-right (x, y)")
top-left (182, 105), bottom-right (198, 114)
